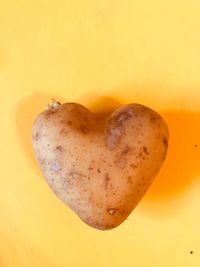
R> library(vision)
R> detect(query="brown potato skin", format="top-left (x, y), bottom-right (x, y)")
top-left (32, 102), bottom-right (169, 230)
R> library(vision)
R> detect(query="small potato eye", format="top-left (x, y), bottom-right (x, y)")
top-left (108, 208), bottom-right (116, 215)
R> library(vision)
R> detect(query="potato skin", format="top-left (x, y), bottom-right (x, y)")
top-left (32, 102), bottom-right (169, 230)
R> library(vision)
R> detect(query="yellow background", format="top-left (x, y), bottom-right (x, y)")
top-left (0, 0), bottom-right (200, 266)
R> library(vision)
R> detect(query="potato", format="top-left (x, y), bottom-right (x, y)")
top-left (32, 100), bottom-right (169, 230)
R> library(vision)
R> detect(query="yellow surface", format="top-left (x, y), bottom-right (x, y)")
top-left (0, 0), bottom-right (200, 266)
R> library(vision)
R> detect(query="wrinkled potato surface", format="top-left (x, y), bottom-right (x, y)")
top-left (32, 101), bottom-right (169, 230)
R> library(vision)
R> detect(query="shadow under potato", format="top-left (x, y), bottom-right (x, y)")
top-left (15, 94), bottom-right (200, 217)
top-left (146, 110), bottom-right (200, 200)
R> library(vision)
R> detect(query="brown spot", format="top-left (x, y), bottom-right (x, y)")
top-left (115, 111), bottom-right (132, 125)
top-left (68, 120), bottom-right (73, 125)
top-left (190, 251), bottom-right (194, 254)
top-left (38, 158), bottom-right (45, 165)
top-left (143, 146), bottom-right (149, 155)
top-left (130, 163), bottom-right (138, 169)
top-left (100, 157), bottom-right (107, 163)
top-left (97, 169), bottom-right (101, 173)
top-left (45, 110), bottom-right (55, 119)
top-left (194, 144), bottom-right (198, 147)
top-left (127, 176), bottom-right (132, 184)
top-left (47, 144), bottom-right (50, 147)
top-left (115, 145), bottom-right (131, 169)
top-left (106, 126), bottom-right (124, 149)
top-left (34, 132), bottom-right (39, 141)
top-left (55, 146), bottom-right (63, 152)
top-left (89, 160), bottom-right (95, 171)
top-left (139, 153), bottom-right (142, 157)
top-left (50, 159), bottom-right (61, 173)
top-left (59, 129), bottom-right (68, 135)
top-left (108, 208), bottom-right (116, 215)
top-left (106, 111), bottom-right (132, 150)
top-left (79, 125), bottom-right (89, 134)
top-left (163, 137), bottom-right (168, 147)
top-left (150, 114), bottom-right (160, 123)
top-left (104, 173), bottom-right (111, 190)
top-left (122, 145), bottom-right (130, 155)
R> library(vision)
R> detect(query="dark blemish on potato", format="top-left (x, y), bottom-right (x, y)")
top-left (113, 192), bottom-right (116, 195)
top-left (50, 159), bottom-right (61, 173)
top-left (89, 160), bottom-right (95, 171)
top-left (34, 132), bottom-right (39, 141)
top-left (104, 173), bottom-right (111, 190)
top-left (163, 137), bottom-right (168, 147)
top-left (38, 158), bottom-right (45, 165)
top-left (127, 176), bottom-right (132, 184)
top-left (68, 120), bottom-right (73, 125)
top-left (115, 111), bottom-right (132, 125)
top-left (194, 144), bottom-right (198, 147)
top-left (60, 120), bottom-right (65, 124)
top-left (97, 169), bottom-right (101, 173)
top-left (190, 251), bottom-right (194, 254)
top-left (51, 178), bottom-right (54, 182)
top-left (55, 146), bottom-right (63, 152)
top-left (47, 144), bottom-right (50, 147)
top-left (130, 163), bottom-right (138, 169)
top-left (108, 208), bottom-right (116, 215)
top-left (122, 145), bottom-right (130, 155)
top-left (151, 117), bottom-right (156, 123)
top-left (106, 111), bottom-right (132, 150)
top-left (143, 146), bottom-right (149, 155)
top-left (150, 114), bottom-right (160, 123)
top-left (59, 129), bottom-right (68, 135)
top-left (45, 110), bottom-right (56, 119)
top-left (139, 153), bottom-right (142, 157)
top-left (79, 125), bottom-right (89, 134)
top-left (115, 145), bottom-right (130, 168)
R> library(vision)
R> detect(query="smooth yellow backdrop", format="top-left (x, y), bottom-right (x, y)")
top-left (0, 1), bottom-right (200, 266)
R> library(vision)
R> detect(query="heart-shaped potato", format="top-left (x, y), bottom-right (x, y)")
top-left (32, 101), bottom-right (169, 230)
